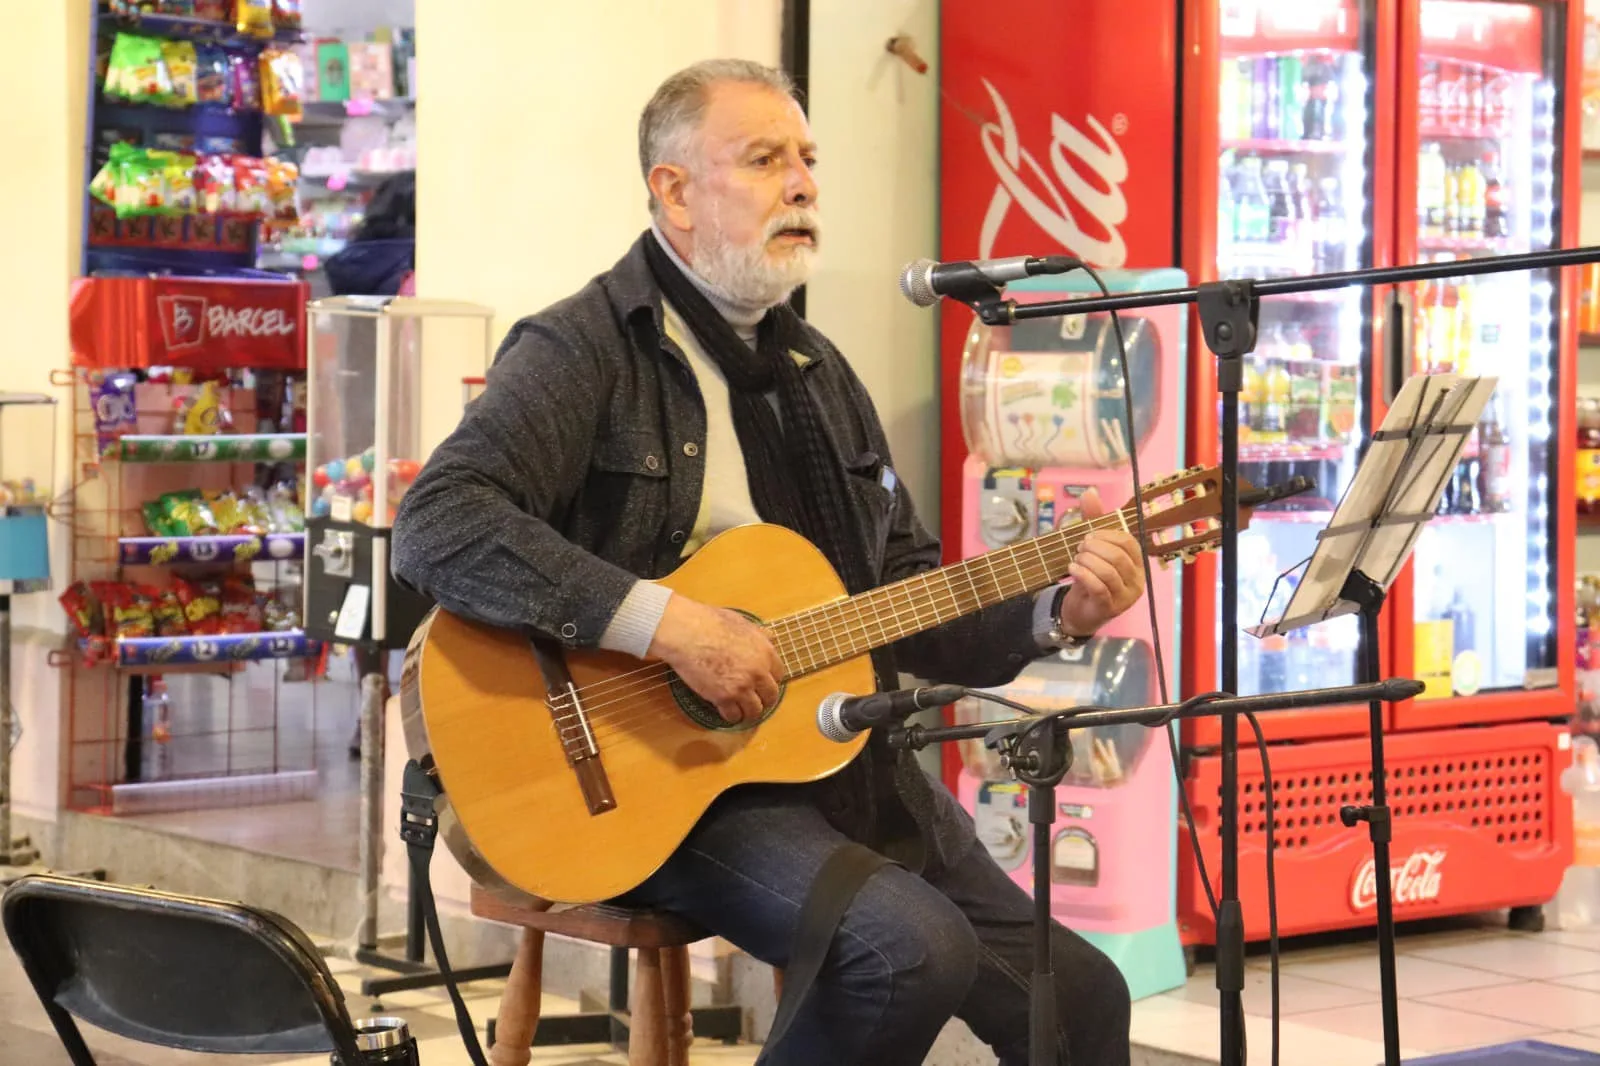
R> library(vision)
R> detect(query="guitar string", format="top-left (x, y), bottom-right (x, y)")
top-left (550, 498), bottom-right (1206, 742)
top-left (548, 504), bottom-right (1140, 710)
top-left (550, 506), bottom-right (1133, 729)
top-left (548, 500), bottom-right (1209, 742)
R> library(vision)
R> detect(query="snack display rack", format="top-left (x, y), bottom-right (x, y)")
top-left (57, 1), bottom-right (324, 816)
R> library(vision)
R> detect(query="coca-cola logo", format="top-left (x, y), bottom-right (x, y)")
top-left (977, 79), bottom-right (1129, 268)
top-left (156, 295), bottom-right (297, 351)
top-left (1350, 848), bottom-right (1447, 911)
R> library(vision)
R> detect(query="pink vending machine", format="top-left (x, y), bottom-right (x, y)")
top-left (951, 269), bottom-right (1189, 1000)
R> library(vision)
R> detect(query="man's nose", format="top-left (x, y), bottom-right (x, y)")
top-left (786, 156), bottom-right (817, 206)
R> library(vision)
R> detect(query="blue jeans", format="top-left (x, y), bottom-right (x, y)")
top-left (618, 773), bottom-right (1131, 1065)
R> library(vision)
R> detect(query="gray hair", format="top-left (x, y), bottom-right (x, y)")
top-left (638, 59), bottom-right (797, 215)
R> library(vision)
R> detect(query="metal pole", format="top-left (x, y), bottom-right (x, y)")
top-left (358, 669), bottom-right (386, 950)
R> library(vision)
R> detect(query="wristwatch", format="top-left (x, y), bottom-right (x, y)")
top-left (1047, 586), bottom-right (1093, 650)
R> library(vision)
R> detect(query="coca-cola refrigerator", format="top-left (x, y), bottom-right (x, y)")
top-left (938, 0), bottom-right (1578, 954)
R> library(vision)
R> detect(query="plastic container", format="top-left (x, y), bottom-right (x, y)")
top-left (1556, 735), bottom-right (1600, 929)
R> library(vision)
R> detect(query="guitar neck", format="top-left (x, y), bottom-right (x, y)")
top-left (766, 503), bottom-right (1138, 680)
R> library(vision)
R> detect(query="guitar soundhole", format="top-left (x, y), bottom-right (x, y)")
top-left (668, 607), bottom-right (783, 732)
top-left (669, 677), bottom-right (784, 732)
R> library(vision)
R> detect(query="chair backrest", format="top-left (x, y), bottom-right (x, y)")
top-left (2, 873), bottom-right (367, 1065)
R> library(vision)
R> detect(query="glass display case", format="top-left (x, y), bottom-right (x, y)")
top-left (303, 296), bottom-right (494, 648)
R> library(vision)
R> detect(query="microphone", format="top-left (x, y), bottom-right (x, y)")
top-left (816, 685), bottom-right (967, 743)
top-left (899, 255), bottom-right (1082, 308)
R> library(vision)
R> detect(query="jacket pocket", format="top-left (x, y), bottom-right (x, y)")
top-left (843, 453), bottom-right (896, 579)
top-left (580, 431), bottom-right (671, 573)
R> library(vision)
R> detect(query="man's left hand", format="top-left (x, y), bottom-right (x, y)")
top-left (1057, 487), bottom-right (1147, 638)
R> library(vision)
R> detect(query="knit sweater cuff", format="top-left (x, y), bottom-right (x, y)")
top-left (598, 580), bottom-right (674, 659)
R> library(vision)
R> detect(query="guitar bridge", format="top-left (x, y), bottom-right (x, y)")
top-left (530, 637), bottom-right (616, 816)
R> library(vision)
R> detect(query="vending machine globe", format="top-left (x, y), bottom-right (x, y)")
top-left (302, 297), bottom-right (495, 649)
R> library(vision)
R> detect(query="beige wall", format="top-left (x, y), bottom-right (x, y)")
top-left (0, 3), bottom-right (89, 821)
top-left (400, 0), bottom-right (944, 908)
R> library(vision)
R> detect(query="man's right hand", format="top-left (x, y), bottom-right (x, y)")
top-left (647, 595), bottom-right (784, 725)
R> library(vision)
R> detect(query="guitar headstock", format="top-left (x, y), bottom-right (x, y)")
top-left (1120, 465), bottom-right (1257, 568)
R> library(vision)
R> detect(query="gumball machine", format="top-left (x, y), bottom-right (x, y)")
top-left (302, 297), bottom-right (495, 649)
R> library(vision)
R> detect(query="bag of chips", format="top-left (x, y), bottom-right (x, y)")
top-left (234, 0), bottom-right (274, 37)
top-left (104, 34), bottom-right (170, 104)
top-left (220, 575), bottom-right (263, 633)
top-left (159, 40), bottom-right (199, 107)
top-left (147, 585), bottom-right (189, 638)
top-left (159, 489), bottom-right (220, 536)
top-left (173, 577), bottom-right (223, 635)
top-left (173, 379), bottom-right (232, 434)
top-left (195, 45), bottom-right (231, 106)
top-left (59, 582), bottom-right (102, 640)
top-left (259, 47), bottom-right (304, 119)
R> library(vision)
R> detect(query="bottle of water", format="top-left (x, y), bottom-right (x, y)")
top-left (139, 679), bottom-right (171, 783)
top-left (1557, 735), bottom-right (1600, 929)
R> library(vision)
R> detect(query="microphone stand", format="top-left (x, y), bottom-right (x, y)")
top-left (941, 242), bottom-right (1600, 1066)
top-left (886, 678), bottom-right (1425, 1066)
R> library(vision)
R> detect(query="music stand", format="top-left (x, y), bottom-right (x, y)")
top-left (1247, 370), bottom-right (1498, 1066)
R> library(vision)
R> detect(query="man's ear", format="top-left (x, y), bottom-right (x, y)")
top-left (648, 163), bottom-right (693, 232)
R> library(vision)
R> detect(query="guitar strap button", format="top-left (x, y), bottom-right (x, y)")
top-left (560, 623), bottom-right (578, 639)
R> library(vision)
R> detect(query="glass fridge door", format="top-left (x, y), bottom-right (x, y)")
top-left (1216, 1), bottom-right (1375, 697)
top-left (1406, 0), bottom-right (1562, 703)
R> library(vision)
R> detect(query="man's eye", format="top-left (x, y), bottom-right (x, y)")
top-left (751, 155), bottom-right (772, 167)
top-left (802, 157), bottom-right (817, 169)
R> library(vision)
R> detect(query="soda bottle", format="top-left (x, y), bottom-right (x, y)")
top-left (1454, 280), bottom-right (1475, 374)
top-left (1463, 64), bottom-right (1485, 134)
top-left (1251, 57), bottom-right (1272, 138)
top-left (1453, 454), bottom-right (1483, 515)
top-left (1259, 353), bottom-right (1290, 443)
top-left (1236, 155), bottom-right (1271, 242)
top-left (1420, 58), bottom-right (1442, 130)
top-left (1479, 397), bottom-right (1513, 513)
top-left (1440, 60), bottom-right (1463, 132)
top-left (1261, 56), bottom-right (1281, 139)
top-left (1279, 53), bottom-right (1304, 140)
top-left (1265, 158), bottom-right (1293, 243)
top-left (1483, 151), bottom-right (1510, 239)
top-left (1241, 356), bottom-right (1265, 440)
top-left (1483, 71), bottom-right (1510, 136)
top-left (1219, 154), bottom-right (1238, 243)
top-left (1415, 278), bottom-right (1434, 372)
top-left (1313, 176), bottom-right (1345, 271)
top-left (1302, 57), bottom-right (1330, 140)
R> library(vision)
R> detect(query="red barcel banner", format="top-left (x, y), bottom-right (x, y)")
top-left (70, 276), bottom-right (308, 372)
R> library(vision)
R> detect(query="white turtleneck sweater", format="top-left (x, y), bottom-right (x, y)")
top-left (597, 228), bottom-right (1067, 660)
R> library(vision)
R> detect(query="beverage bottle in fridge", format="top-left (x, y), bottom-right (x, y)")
top-left (1278, 53), bottom-right (1304, 141)
top-left (1313, 176), bottom-right (1345, 271)
top-left (1264, 158), bottom-right (1293, 244)
top-left (1458, 159), bottom-right (1484, 238)
top-left (1463, 64), bottom-right (1485, 135)
top-left (1236, 155), bottom-right (1271, 242)
top-left (1219, 155), bottom-right (1238, 245)
top-left (1251, 56), bottom-right (1272, 139)
top-left (1259, 353), bottom-right (1291, 444)
top-left (1454, 280), bottom-right (1475, 375)
top-left (1479, 397), bottom-right (1513, 513)
top-left (1429, 277), bottom-right (1457, 371)
top-left (1241, 355), bottom-right (1265, 442)
top-left (1443, 162), bottom-right (1461, 236)
top-left (1287, 356), bottom-right (1323, 442)
top-left (1419, 143), bottom-right (1446, 238)
top-left (1484, 70), bottom-right (1511, 136)
top-left (140, 677), bottom-right (172, 782)
top-left (1257, 56), bottom-right (1280, 139)
top-left (1483, 152), bottom-right (1510, 239)
top-left (1440, 60), bottom-right (1463, 132)
top-left (1236, 59), bottom-right (1255, 140)
top-left (1302, 56), bottom-right (1329, 140)
top-left (1452, 453), bottom-right (1483, 515)
top-left (1420, 58), bottom-right (1442, 130)
top-left (1323, 364), bottom-right (1358, 443)
top-left (1220, 58), bottom-right (1243, 140)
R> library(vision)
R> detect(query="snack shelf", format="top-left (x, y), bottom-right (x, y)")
top-left (78, 629), bottom-right (321, 668)
top-left (101, 10), bottom-right (305, 50)
top-left (108, 432), bottom-right (305, 463)
top-left (117, 532), bottom-right (304, 565)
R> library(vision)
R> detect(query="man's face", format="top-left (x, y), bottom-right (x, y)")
top-left (658, 80), bottom-right (821, 307)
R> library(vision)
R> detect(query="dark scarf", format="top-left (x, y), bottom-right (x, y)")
top-left (642, 233), bottom-right (876, 599)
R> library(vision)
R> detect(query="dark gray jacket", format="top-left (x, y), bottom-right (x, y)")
top-left (391, 233), bottom-right (1045, 872)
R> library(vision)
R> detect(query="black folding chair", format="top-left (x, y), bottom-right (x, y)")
top-left (2, 872), bottom-right (369, 1064)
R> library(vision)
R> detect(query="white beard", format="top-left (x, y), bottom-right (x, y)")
top-left (694, 206), bottom-right (820, 311)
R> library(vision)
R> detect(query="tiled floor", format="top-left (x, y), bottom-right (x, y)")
top-left (1133, 913), bottom-right (1600, 1063)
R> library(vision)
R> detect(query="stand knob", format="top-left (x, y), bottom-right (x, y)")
top-left (1339, 805), bottom-right (1364, 827)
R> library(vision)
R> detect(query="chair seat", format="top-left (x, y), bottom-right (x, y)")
top-left (469, 885), bottom-right (706, 949)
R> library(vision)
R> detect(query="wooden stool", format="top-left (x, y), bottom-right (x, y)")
top-left (471, 883), bottom-right (713, 1066)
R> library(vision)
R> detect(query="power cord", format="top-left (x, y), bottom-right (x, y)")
top-left (1075, 263), bottom-right (1282, 1066)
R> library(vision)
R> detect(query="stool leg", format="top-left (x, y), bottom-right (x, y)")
top-left (489, 928), bottom-right (544, 1066)
top-left (660, 945), bottom-right (693, 1066)
top-left (628, 948), bottom-right (666, 1066)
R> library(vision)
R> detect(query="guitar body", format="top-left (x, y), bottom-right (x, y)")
top-left (400, 523), bottom-right (876, 905)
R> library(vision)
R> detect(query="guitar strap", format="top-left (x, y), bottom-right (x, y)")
top-left (758, 841), bottom-right (895, 1061)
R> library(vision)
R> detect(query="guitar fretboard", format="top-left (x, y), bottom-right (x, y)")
top-left (764, 502), bottom-right (1139, 679)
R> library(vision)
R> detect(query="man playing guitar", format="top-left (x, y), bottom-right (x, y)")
top-left (392, 58), bottom-right (1146, 1066)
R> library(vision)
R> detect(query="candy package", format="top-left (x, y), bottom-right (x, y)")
top-left (104, 34), bottom-right (169, 103)
top-left (89, 370), bottom-right (138, 454)
top-left (172, 379), bottom-right (233, 434)
top-left (265, 158), bottom-right (299, 222)
top-left (230, 52), bottom-right (261, 110)
top-left (195, 44), bottom-right (231, 106)
top-left (266, 481), bottom-right (305, 533)
top-left (196, 153), bottom-right (237, 213)
top-left (272, 0), bottom-right (302, 30)
top-left (159, 40), bottom-right (199, 106)
top-left (259, 47), bottom-right (304, 119)
top-left (234, 0), bottom-right (274, 37)
top-left (233, 155), bottom-right (269, 216)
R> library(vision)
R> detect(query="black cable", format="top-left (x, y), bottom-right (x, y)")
top-left (1073, 265), bottom-right (1224, 924)
top-left (1245, 711), bottom-right (1281, 1066)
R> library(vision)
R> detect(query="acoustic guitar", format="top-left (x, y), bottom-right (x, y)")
top-left (398, 465), bottom-right (1233, 905)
